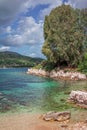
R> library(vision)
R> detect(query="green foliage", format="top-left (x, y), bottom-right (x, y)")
top-left (78, 52), bottom-right (87, 74)
top-left (41, 60), bottom-right (56, 71)
top-left (33, 63), bottom-right (43, 69)
top-left (0, 51), bottom-right (43, 68)
top-left (42, 5), bottom-right (87, 68)
top-left (34, 60), bottom-right (56, 71)
top-left (81, 8), bottom-right (87, 29)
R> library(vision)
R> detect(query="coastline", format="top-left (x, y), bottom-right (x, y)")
top-left (0, 68), bottom-right (87, 130)
top-left (0, 112), bottom-right (87, 130)
top-left (27, 68), bottom-right (87, 81)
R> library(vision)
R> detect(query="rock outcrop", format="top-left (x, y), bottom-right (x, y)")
top-left (69, 90), bottom-right (87, 108)
top-left (42, 111), bottom-right (71, 122)
top-left (27, 68), bottom-right (49, 77)
top-left (27, 68), bottom-right (87, 81)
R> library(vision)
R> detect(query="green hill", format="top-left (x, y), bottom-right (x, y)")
top-left (0, 51), bottom-right (43, 68)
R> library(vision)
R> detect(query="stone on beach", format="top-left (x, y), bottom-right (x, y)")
top-left (42, 111), bottom-right (71, 122)
top-left (69, 90), bottom-right (87, 108)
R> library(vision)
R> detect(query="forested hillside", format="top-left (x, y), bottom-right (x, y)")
top-left (0, 51), bottom-right (43, 68)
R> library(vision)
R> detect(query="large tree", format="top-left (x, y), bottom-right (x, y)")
top-left (42, 5), bottom-right (87, 67)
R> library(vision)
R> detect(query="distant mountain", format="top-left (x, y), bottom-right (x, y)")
top-left (0, 51), bottom-right (43, 68)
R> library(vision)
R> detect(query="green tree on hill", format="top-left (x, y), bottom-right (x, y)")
top-left (42, 5), bottom-right (87, 68)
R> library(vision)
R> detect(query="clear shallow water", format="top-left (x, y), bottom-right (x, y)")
top-left (0, 68), bottom-right (87, 116)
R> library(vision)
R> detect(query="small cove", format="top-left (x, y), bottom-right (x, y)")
top-left (0, 68), bottom-right (87, 121)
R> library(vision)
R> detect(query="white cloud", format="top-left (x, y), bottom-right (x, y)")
top-left (0, 0), bottom-right (87, 26)
top-left (0, 0), bottom-right (87, 54)
top-left (29, 53), bottom-right (37, 57)
top-left (0, 46), bottom-right (10, 51)
top-left (5, 26), bottom-right (12, 34)
top-left (25, 44), bottom-right (44, 58)
top-left (0, 17), bottom-right (44, 46)
top-left (0, 0), bottom-right (87, 47)
top-left (0, 0), bottom-right (62, 26)
top-left (0, 26), bottom-right (12, 35)
top-left (40, 0), bottom-right (62, 19)
top-left (67, 0), bottom-right (87, 9)
top-left (0, 0), bottom-right (26, 26)
top-left (26, 0), bottom-right (62, 8)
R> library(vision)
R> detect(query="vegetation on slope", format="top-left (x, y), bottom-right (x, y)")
top-left (0, 51), bottom-right (43, 68)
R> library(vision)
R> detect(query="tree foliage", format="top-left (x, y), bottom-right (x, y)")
top-left (42, 5), bottom-right (87, 68)
top-left (78, 52), bottom-right (87, 74)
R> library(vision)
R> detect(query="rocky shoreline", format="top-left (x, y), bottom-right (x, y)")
top-left (68, 90), bottom-right (87, 109)
top-left (26, 68), bottom-right (87, 130)
top-left (27, 68), bottom-right (87, 81)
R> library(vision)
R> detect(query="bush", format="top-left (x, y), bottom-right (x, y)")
top-left (78, 53), bottom-right (87, 74)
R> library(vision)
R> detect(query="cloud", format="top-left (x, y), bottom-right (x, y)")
top-left (0, 0), bottom-right (67, 26)
top-left (0, 46), bottom-right (10, 52)
top-left (0, 0), bottom-right (62, 26)
top-left (0, 0), bottom-right (87, 26)
top-left (27, 44), bottom-right (45, 58)
top-left (40, 0), bottom-right (62, 19)
top-left (0, 0), bottom-right (86, 47)
top-left (29, 0), bottom-right (87, 18)
top-left (0, 17), bottom-right (44, 46)
top-left (29, 53), bottom-right (37, 57)
top-left (0, 0), bottom-right (26, 26)
top-left (0, 0), bottom-right (63, 47)
top-left (0, 26), bottom-right (12, 34)
top-left (0, 0), bottom-right (87, 57)
top-left (66, 0), bottom-right (87, 9)
top-left (27, 0), bottom-right (62, 8)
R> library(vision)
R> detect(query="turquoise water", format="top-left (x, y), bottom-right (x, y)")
top-left (0, 68), bottom-right (87, 115)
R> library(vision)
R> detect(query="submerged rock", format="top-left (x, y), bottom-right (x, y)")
top-left (0, 93), bottom-right (5, 100)
top-left (42, 111), bottom-right (71, 122)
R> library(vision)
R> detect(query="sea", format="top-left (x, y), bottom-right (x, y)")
top-left (0, 68), bottom-right (87, 120)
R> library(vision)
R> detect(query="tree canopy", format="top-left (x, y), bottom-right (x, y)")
top-left (42, 5), bottom-right (87, 68)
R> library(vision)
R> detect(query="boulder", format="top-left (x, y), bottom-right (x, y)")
top-left (42, 111), bottom-right (71, 122)
top-left (69, 90), bottom-right (87, 108)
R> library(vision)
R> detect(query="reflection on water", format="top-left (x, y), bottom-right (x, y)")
top-left (0, 68), bottom-right (87, 116)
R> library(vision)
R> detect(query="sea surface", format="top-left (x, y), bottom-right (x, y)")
top-left (0, 68), bottom-right (87, 117)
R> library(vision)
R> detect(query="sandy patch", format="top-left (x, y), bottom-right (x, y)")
top-left (0, 113), bottom-right (87, 130)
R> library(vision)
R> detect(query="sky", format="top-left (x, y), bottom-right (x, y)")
top-left (0, 0), bottom-right (87, 58)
